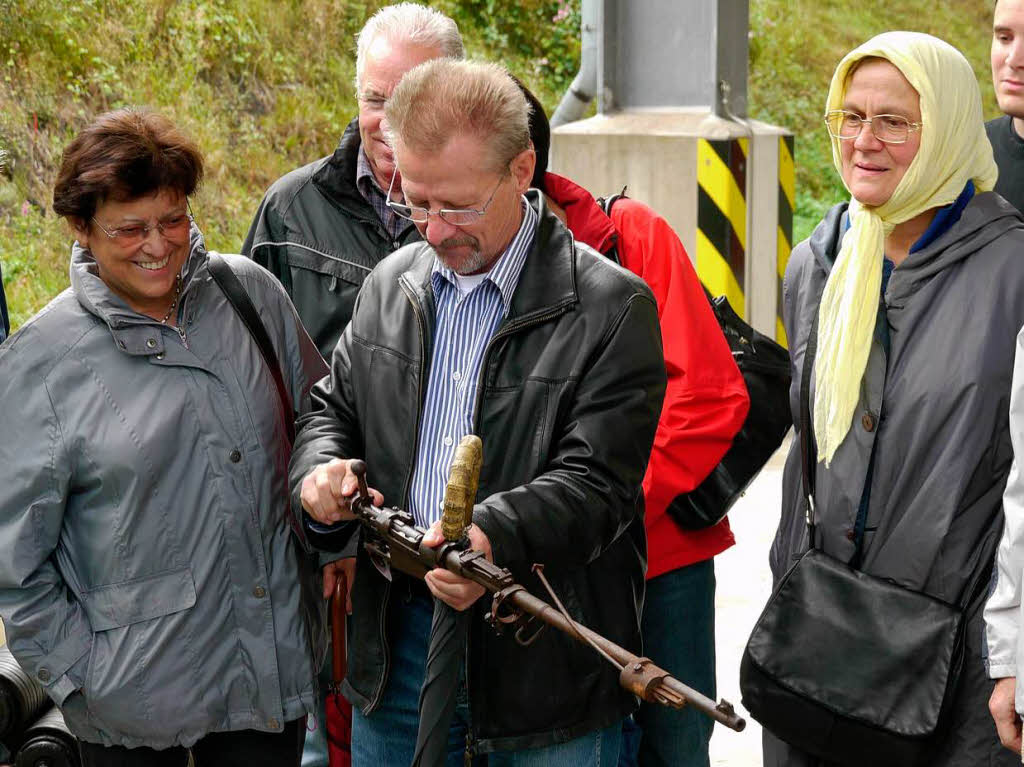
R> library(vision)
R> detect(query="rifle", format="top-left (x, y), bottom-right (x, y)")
top-left (347, 437), bottom-right (746, 733)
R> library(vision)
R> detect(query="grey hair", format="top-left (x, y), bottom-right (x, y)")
top-left (354, 3), bottom-right (464, 92)
top-left (385, 59), bottom-right (531, 174)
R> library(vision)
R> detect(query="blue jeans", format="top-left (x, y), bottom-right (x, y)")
top-left (351, 592), bottom-right (622, 767)
top-left (620, 559), bottom-right (716, 767)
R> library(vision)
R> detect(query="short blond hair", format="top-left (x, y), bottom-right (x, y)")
top-left (385, 59), bottom-right (531, 173)
top-left (355, 3), bottom-right (463, 92)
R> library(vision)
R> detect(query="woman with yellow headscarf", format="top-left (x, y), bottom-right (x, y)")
top-left (762, 31), bottom-right (1024, 766)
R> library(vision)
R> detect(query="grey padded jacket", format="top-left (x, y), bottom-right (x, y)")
top-left (0, 229), bottom-right (328, 748)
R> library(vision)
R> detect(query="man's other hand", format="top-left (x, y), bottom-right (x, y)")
top-left (300, 458), bottom-right (383, 525)
top-left (423, 522), bottom-right (492, 611)
top-left (990, 677), bottom-right (1022, 754)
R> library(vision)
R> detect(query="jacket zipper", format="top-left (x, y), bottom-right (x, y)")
top-left (365, 278), bottom-right (430, 713)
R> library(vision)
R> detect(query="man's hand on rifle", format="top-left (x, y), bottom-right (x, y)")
top-left (300, 457), bottom-right (384, 525)
top-left (423, 522), bottom-right (492, 611)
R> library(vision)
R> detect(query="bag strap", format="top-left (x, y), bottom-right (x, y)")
top-left (799, 311), bottom-right (820, 549)
top-left (207, 253), bottom-right (296, 446)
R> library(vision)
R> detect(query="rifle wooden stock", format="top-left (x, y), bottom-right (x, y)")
top-left (348, 460), bottom-right (746, 733)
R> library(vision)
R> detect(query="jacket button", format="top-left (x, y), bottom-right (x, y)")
top-left (229, 449), bottom-right (242, 463)
top-left (37, 668), bottom-right (51, 683)
top-left (846, 529), bottom-right (856, 541)
top-left (861, 413), bottom-right (876, 432)
top-left (146, 338), bottom-right (157, 349)
top-left (155, 352), bottom-right (165, 361)
top-left (253, 585), bottom-right (266, 599)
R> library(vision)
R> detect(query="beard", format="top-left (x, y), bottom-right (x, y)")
top-left (432, 235), bottom-right (490, 275)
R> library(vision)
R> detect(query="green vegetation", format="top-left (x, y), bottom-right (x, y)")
top-left (0, 0), bottom-right (999, 329)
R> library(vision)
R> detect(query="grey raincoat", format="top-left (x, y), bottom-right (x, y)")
top-left (0, 229), bottom-right (328, 749)
top-left (766, 192), bottom-right (1024, 766)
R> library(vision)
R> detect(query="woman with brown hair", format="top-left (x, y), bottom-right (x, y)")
top-left (0, 108), bottom-right (327, 766)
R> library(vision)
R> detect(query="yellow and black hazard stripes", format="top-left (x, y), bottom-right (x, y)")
top-left (777, 134), bottom-right (795, 346)
top-left (697, 138), bottom-right (748, 317)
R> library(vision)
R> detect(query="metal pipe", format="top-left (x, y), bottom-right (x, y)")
top-left (550, 0), bottom-right (600, 128)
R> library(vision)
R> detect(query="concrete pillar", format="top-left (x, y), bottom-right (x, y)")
top-left (551, 0), bottom-right (793, 344)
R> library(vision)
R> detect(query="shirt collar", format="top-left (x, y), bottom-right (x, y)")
top-left (431, 198), bottom-right (538, 316)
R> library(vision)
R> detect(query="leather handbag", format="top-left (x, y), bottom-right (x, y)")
top-left (598, 191), bottom-right (792, 530)
top-left (738, 316), bottom-right (973, 767)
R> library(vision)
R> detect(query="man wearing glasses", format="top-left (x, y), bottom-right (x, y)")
top-left (242, 3), bottom-right (464, 360)
top-left (290, 59), bottom-right (666, 766)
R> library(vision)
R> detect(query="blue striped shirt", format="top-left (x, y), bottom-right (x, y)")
top-left (407, 200), bottom-right (538, 528)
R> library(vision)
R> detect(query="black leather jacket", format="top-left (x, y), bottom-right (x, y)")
top-left (289, 193), bottom-right (666, 754)
top-left (241, 118), bottom-right (420, 359)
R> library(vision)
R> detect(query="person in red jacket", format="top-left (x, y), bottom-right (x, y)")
top-left (519, 84), bottom-right (750, 767)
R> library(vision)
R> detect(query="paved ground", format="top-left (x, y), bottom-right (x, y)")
top-left (708, 438), bottom-right (789, 767)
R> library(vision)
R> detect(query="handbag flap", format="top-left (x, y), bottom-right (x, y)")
top-left (746, 549), bottom-right (962, 737)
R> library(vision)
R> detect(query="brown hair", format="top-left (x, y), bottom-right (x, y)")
top-left (385, 59), bottom-right (530, 174)
top-left (53, 108), bottom-right (203, 224)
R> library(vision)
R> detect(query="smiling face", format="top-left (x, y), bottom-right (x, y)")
top-left (839, 59), bottom-right (922, 208)
top-left (395, 132), bottom-right (534, 275)
top-left (74, 189), bottom-right (190, 318)
top-left (357, 37), bottom-right (443, 189)
top-left (993, 0), bottom-right (1024, 127)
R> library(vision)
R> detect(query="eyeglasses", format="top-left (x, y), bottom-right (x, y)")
top-left (823, 110), bottom-right (923, 145)
top-left (92, 210), bottom-right (193, 246)
top-left (385, 169), bottom-right (506, 226)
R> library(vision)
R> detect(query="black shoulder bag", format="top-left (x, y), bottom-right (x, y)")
top-left (598, 192), bottom-right (792, 529)
top-left (207, 253), bottom-right (307, 548)
top-left (738, 315), bottom-right (977, 766)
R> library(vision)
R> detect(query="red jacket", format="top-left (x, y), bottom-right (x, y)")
top-left (544, 173), bottom-right (750, 579)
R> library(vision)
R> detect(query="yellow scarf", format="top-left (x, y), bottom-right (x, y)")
top-left (814, 32), bottom-right (997, 465)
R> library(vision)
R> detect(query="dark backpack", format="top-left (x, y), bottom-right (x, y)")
top-left (599, 192), bottom-right (792, 529)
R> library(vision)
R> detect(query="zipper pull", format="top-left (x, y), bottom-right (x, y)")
top-left (177, 325), bottom-right (189, 349)
top-left (464, 733), bottom-right (474, 767)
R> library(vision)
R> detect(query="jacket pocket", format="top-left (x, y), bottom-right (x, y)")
top-left (80, 568), bottom-right (198, 738)
top-left (80, 567), bottom-right (197, 631)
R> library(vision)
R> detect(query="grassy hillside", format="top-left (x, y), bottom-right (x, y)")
top-left (0, 0), bottom-right (999, 329)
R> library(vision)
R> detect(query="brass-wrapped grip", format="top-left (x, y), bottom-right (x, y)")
top-left (441, 435), bottom-right (483, 542)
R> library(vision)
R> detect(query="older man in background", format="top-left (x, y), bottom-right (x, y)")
top-left (242, 3), bottom-right (463, 359)
top-left (242, 6), bottom-right (463, 765)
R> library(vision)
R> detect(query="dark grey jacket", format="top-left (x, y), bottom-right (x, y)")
top-left (765, 192), bottom-right (1024, 766)
top-left (0, 231), bottom-right (328, 749)
top-left (289, 193), bottom-right (666, 754)
top-left (242, 118), bottom-right (420, 360)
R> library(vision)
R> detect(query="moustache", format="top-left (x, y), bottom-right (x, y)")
top-left (439, 237), bottom-right (477, 249)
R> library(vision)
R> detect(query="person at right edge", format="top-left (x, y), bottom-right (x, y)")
top-left (765, 32), bottom-right (1024, 766)
top-left (989, 0), bottom-right (1024, 213)
top-left (515, 83), bottom-right (749, 767)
